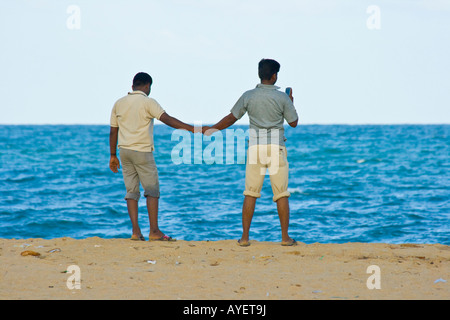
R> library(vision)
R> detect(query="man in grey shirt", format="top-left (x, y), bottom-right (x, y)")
top-left (204, 59), bottom-right (298, 246)
top-left (230, 80), bottom-right (298, 146)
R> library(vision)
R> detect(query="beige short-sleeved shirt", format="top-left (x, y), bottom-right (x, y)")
top-left (110, 90), bottom-right (165, 152)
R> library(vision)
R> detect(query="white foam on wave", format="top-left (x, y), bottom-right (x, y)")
top-left (288, 187), bottom-right (304, 194)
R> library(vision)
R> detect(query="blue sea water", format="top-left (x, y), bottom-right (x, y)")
top-left (0, 124), bottom-right (448, 244)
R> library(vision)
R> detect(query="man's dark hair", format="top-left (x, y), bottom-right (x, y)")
top-left (133, 72), bottom-right (153, 87)
top-left (258, 59), bottom-right (280, 81)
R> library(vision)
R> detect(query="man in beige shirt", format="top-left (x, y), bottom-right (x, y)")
top-left (109, 72), bottom-right (195, 241)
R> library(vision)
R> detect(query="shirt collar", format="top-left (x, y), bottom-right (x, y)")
top-left (128, 90), bottom-right (148, 96)
top-left (256, 83), bottom-right (280, 90)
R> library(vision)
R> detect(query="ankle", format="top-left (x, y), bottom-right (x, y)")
top-left (149, 229), bottom-right (163, 236)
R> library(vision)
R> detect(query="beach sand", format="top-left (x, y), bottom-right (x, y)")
top-left (0, 237), bottom-right (448, 300)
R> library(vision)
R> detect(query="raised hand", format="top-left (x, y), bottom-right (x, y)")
top-left (288, 88), bottom-right (294, 103)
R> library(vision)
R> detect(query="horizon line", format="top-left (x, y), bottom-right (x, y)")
top-left (0, 123), bottom-right (449, 126)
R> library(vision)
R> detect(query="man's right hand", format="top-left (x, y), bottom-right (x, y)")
top-left (288, 88), bottom-right (294, 103)
top-left (109, 155), bottom-right (120, 173)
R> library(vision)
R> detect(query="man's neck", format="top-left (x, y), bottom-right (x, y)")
top-left (132, 85), bottom-right (150, 96)
top-left (261, 80), bottom-right (276, 85)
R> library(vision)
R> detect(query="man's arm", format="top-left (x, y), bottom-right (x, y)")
top-left (285, 89), bottom-right (298, 128)
top-left (288, 118), bottom-right (298, 128)
top-left (212, 113), bottom-right (238, 130)
top-left (203, 113), bottom-right (238, 135)
top-left (109, 126), bottom-right (120, 173)
top-left (159, 112), bottom-right (195, 133)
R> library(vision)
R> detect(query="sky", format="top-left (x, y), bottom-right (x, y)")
top-left (0, 0), bottom-right (449, 125)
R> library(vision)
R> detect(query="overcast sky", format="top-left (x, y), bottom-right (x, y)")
top-left (1, 0), bottom-right (449, 125)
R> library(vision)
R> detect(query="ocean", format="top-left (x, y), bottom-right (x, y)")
top-left (0, 124), bottom-right (448, 244)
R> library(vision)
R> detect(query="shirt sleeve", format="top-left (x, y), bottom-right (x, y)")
top-left (147, 98), bottom-right (166, 120)
top-left (283, 96), bottom-right (299, 124)
top-left (230, 94), bottom-right (247, 120)
top-left (110, 103), bottom-right (119, 127)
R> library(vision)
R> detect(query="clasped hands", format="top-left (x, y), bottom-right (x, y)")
top-left (195, 113), bottom-right (238, 136)
top-left (197, 126), bottom-right (218, 136)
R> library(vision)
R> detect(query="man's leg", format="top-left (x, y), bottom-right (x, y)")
top-left (240, 145), bottom-right (265, 246)
top-left (121, 148), bottom-right (143, 239)
top-left (239, 196), bottom-right (257, 245)
top-left (134, 151), bottom-right (168, 240)
top-left (146, 196), bottom-right (164, 239)
top-left (126, 199), bottom-right (142, 237)
top-left (269, 146), bottom-right (295, 245)
top-left (276, 197), bottom-right (295, 245)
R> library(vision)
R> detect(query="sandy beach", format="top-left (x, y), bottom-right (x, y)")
top-left (0, 237), bottom-right (448, 300)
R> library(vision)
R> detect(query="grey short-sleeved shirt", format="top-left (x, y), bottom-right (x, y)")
top-left (230, 84), bottom-right (298, 146)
